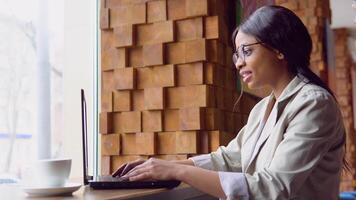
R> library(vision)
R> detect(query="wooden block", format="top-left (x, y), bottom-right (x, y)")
top-left (142, 110), bottom-right (163, 132)
top-left (208, 131), bottom-right (235, 152)
top-left (101, 70), bottom-right (114, 92)
top-left (136, 132), bottom-right (157, 155)
top-left (204, 16), bottom-right (219, 39)
top-left (100, 8), bottom-right (110, 30)
top-left (226, 46), bottom-right (233, 68)
top-left (112, 113), bottom-right (124, 133)
top-left (101, 133), bottom-right (120, 155)
top-left (132, 90), bottom-right (144, 111)
top-left (179, 107), bottom-right (204, 130)
top-left (224, 88), bottom-right (233, 111)
top-left (101, 30), bottom-right (114, 51)
top-left (205, 62), bottom-right (219, 86)
top-left (111, 155), bottom-right (148, 174)
top-left (137, 65), bottom-right (175, 89)
top-left (110, 4), bottom-right (146, 27)
top-left (186, 0), bottom-right (208, 18)
top-left (142, 44), bottom-right (164, 67)
top-left (129, 46), bottom-right (143, 67)
top-left (100, 0), bottom-right (106, 8)
top-left (163, 109), bottom-right (179, 131)
top-left (225, 112), bottom-right (235, 133)
top-left (113, 90), bottom-right (131, 112)
top-left (121, 111), bottom-right (141, 133)
top-left (176, 131), bottom-right (198, 154)
top-left (166, 42), bottom-right (186, 64)
top-left (176, 17), bottom-right (203, 42)
top-left (176, 62), bottom-right (204, 86)
top-left (147, 0), bottom-right (167, 23)
top-left (166, 85), bottom-right (215, 109)
top-left (106, 0), bottom-right (153, 7)
top-left (100, 112), bottom-right (113, 134)
top-left (144, 87), bottom-right (165, 110)
top-left (205, 108), bottom-right (221, 130)
top-left (136, 68), bottom-right (151, 89)
top-left (215, 86), bottom-right (225, 110)
top-left (207, 39), bottom-right (225, 65)
top-left (101, 48), bottom-right (127, 71)
top-left (157, 132), bottom-right (176, 154)
top-left (114, 68), bottom-right (136, 90)
top-left (113, 24), bottom-right (134, 47)
top-left (152, 154), bottom-right (188, 160)
top-left (137, 21), bottom-right (175, 45)
top-left (185, 39), bottom-right (206, 63)
top-left (121, 133), bottom-right (137, 155)
top-left (151, 65), bottom-right (176, 87)
top-left (101, 156), bottom-right (111, 175)
top-left (101, 92), bottom-right (113, 112)
top-left (167, 0), bottom-right (186, 20)
top-left (200, 131), bottom-right (209, 154)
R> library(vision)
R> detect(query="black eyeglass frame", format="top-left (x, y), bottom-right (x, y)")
top-left (232, 42), bottom-right (265, 66)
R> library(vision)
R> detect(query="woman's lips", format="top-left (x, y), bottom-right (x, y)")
top-left (240, 71), bottom-right (252, 83)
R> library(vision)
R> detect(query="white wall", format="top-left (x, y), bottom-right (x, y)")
top-left (63, 0), bottom-right (97, 179)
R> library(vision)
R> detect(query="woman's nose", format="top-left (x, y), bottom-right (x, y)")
top-left (235, 57), bottom-right (245, 70)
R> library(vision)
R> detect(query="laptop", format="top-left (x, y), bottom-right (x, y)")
top-left (81, 89), bottom-right (181, 189)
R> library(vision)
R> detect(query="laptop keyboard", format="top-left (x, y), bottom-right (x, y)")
top-left (96, 175), bottom-right (129, 182)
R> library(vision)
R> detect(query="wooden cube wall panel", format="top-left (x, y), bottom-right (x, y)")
top-left (176, 131), bottom-right (199, 154)
top-left (142, 43), bottom-right (164, 67)
top-left (176, 17), bottom-right (203, 42)
top-left (114, 68), bottom-right (136, 90)
top-left (100, 112), bottom-right (113, 134)
top-left (113, 25), bottom-right (135, 47)
top-left (166, 85), bottom-right (215, 109)
top-left (110, 4), bottom-right (146, 27)
top-left (101, 133), bottom-right (120, 155)
top-left (102, 48), bottom-right (127, 71)
top-left (136, 132), bottom-right (157, 155)
top-left (147, 0), bottom-right (167, 23)
top-left (101, 156), bottom-right (111, 175)
top-left (101, 92), bottom-right (113, 112)
top-left (142, 110), bottom-right (163, 132)
top-left (137, 65), bottom-right (175, 89)
top-left (144, 87), bottom-right (165, 110)
top-left (179, 107), bottom-right (204, 130)
top-left (166, 39), bottom-right (207, 64)
top-left (136, 21), bottom-right (175, 45)
top-left (100, 0), bottom-right (245, 170)
top-left (113, 90), bottom-right (131, 112)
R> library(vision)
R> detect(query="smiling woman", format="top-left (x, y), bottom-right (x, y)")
top-left (112, 5), bottom-right (346, 200)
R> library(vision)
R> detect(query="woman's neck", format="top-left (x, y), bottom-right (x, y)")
top-left (272, 73), bottom-right (295, 99)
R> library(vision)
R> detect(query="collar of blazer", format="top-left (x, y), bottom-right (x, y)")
top-left (243, 75), bottom-right (310, 171)
top-left (275, 75), bottom-right (309, 104)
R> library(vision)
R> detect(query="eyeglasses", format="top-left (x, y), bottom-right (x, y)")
top-left (232, 42), bottom-right (263, 66)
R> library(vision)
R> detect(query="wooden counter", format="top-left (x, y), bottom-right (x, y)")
top-left (0, 183), bottom-right (217, 200)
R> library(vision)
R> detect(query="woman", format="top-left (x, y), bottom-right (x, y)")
top-left (112, 5), bottom-right (346, 200)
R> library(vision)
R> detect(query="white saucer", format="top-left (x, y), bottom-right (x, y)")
top-left (22, 182), bottom-right (82, 197)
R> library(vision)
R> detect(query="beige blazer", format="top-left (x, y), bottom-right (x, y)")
top-left (210, 76), bottom-right (345, 200)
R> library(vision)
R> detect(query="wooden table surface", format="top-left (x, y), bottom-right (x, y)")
top-left (0, 182), bottom-right (217, 200)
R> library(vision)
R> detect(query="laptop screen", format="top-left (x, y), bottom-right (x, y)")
top-left (81, 89), bottom-right (90, 185)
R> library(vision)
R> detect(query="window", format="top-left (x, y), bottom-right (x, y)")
top-left (0, 0), bottom-right (98, 182)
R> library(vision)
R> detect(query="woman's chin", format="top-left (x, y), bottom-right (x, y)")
top-left (246, 82), bottom-right (263, 90)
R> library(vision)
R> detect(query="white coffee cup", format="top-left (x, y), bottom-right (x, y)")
top-left (33, 158), bottom-right (71, 187)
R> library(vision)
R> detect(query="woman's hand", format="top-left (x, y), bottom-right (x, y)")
top-left (122, 158), bottom-right (183, 181)
top-left (111, 159), bottom-right (146, 177)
